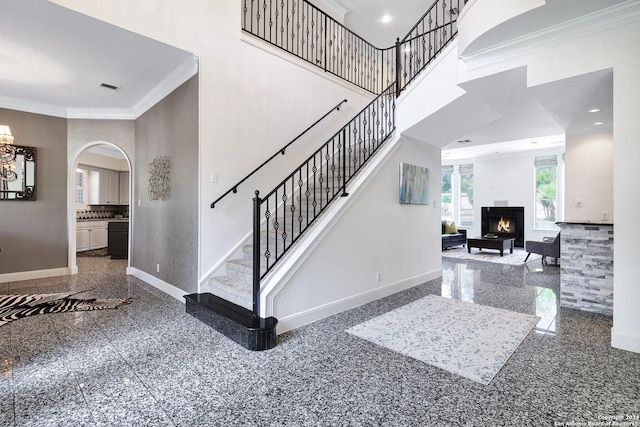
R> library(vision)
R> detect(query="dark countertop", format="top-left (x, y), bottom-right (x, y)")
top-left (556, 221), bottom-right (613, 227)
top-left (77, 218), bottom-right (129, 222)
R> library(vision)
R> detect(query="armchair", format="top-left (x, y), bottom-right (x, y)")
top-left (524, 232), bottom-right (560, 265)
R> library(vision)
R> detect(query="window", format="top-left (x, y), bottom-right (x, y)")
top-left (441, 165), bottom-right (453, 223)
top-left (459, 164), bottom-right (474, 227)
top-left (76, 169), bottom-right (87, 209)
top-left (534, 156), bottom-right (557, 230)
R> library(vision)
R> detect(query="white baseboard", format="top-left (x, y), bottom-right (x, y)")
top-left (126, 267), bottom-right (187, 304)
top-left (611, 328), bottom-right (640, 354)
top-left (0, 267), bottom-right (74, 283)
top-left (276, 268), bottom-right (442, 334)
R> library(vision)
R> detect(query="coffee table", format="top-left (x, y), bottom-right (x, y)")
top-left (467, 236), bottom-right (515, 256)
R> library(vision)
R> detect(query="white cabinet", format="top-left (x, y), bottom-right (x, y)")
top-left (76, 221), bottom-right (108, 251)
top-left (119, 171), bottom-right (129, 205)
top-left (99, 170), bottom-right (120, 205)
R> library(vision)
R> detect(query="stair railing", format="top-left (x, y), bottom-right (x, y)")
top-left (234, 0), bottom-right (467, 318)
top-left (251, 84), bottom-right (395, 316)
top-left (211, 98), bottom-right (347, 209)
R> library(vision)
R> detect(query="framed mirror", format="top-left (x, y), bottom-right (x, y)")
top-left (0, 144), bottom-right (37, 200)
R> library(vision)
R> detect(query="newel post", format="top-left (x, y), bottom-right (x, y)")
top-left (252, 190), bottom-right (261, 318)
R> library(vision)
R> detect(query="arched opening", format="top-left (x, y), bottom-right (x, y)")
top-left (69, 142), bottom-right (132, 274)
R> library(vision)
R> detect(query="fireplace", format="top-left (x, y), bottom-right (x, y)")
top-left (481, 207), bottom-right (524, 247)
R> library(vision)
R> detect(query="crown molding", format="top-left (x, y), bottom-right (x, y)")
top-left (460, 0), bottom-right (640, 71)
top-left (1, 55), bottom-right (198, 120)
top-left (0, 95), bottom-right (68, 118)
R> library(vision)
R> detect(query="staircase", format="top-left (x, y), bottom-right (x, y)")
top-left (186, 0), bottom-right (465, 350)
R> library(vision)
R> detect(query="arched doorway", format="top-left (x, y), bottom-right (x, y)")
top-left (69, 142), bottom-right (131, 273)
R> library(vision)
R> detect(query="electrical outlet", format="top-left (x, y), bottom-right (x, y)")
top-left (156, 263), bottom-right (160, 273)
top-left (210, 172), bottom-right (218, 183)
top-left (576, 198), bottom-right (583, 208)
top-left (376, 272), bottom-right (381, 282)
top-left (601, 211), bottom-right (609, 221)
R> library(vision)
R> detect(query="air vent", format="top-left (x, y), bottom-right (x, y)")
top-left (457, 139), bottom-right (472, 144)
top-left (98, 82), bottom-right (121, 91)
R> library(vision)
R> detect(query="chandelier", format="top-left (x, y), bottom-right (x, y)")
top-left (0, 125), bottom-right (18, 182)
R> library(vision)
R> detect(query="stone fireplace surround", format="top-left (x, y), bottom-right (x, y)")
top-left (481, 207), bottom-right (525, 247)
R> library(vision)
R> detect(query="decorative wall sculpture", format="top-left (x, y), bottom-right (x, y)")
top-left (148, 155), bottom-right (171, 201)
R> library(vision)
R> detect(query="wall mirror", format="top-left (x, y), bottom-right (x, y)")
top-left (0, 144), bottom-right (37, 200)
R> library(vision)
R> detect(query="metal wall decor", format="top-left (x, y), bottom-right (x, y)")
top-left (0, 144), bottom-right (37, 201)
top-left (148, 155), bottom-right (171, 201)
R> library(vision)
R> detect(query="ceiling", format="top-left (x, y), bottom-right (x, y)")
top-left (0, 0), bottom-right (195, 119)
top-left (0, 0), bottom-right (622, 158)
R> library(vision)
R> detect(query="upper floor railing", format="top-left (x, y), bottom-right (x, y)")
top-left (242, 0), bottom-right (466, 96)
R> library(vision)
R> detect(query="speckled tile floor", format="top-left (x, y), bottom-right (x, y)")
top-left (1, 256), bottom-right (639, 426)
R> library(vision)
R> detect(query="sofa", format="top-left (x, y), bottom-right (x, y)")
top-left (442, 221), bottom-right (467, 250)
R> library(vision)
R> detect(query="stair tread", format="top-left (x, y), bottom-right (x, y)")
top-left (207, 276), bottom-right (252, 310)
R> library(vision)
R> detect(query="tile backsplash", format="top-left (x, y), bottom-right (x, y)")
top-left (76, 205), bottom-right (129, 220)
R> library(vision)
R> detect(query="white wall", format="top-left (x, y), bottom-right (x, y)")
top-left (458, 3), bottom-right (640, 353)
top-left (273, 136), bottom-right (443, 332)
top-left (443, 146), bottom-right (564, 242)
top-left (564, 132), bottom-right (613, 223)
top-left (50, 0), bottom-right (375, 285)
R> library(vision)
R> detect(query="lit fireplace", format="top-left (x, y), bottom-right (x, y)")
top-left (496, 216), bottom-right (511, 233)
top-left (481, 207), bottom-right (524, 247)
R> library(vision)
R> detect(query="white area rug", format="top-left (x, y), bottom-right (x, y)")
top-left (442, 247), bottom-right (542, 265)
top-left (346, 295), bottom-right (539, 385)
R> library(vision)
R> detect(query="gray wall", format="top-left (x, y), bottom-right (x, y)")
top-left (0, 108), bottom-right (68, 273)
top-left (133, 75), bottom-right (198, 293)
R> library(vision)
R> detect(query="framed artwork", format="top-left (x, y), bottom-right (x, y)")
top-left (399, 162), bottom-right (429, 205)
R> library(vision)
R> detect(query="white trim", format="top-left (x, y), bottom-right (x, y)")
top-left (611, 328), bottom-right (640, 354)
top-left (260, 132), bottom-right (402, 318)
top-left (0, 267), bottom-right (74, 283)
top-left (127, 267), bottom-right (187, 304)
top-left (276, 268), bottom-right (442, 334)
top-left (460, 0), bottom-right (640, 71)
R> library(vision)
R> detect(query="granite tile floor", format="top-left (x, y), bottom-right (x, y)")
top-left (1, 256), bottom-right (639, 426)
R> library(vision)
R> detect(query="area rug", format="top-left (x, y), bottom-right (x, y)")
top-left (442, 247), bottom-right (541, 265)
top-left (0, 290), bottom-right (131, 327)
top-left (346, 295), bottom-right (539, 385)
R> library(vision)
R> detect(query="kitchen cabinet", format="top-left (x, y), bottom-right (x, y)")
top-left (99, 169), bottom-right (120, 205)
top-left (119, 172), bottom-right (129, 205)
top-left (108, 221), bottom-right (129, 259)
top-left (76, 220), bottom-right (107, 251)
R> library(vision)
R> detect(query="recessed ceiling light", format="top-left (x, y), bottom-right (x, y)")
top-left (588, 108), bottom-right (601, 113)
top-left (380, 14), bottom-right (392, 24)
top-left (594, 122), bottom-right (604, 126)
